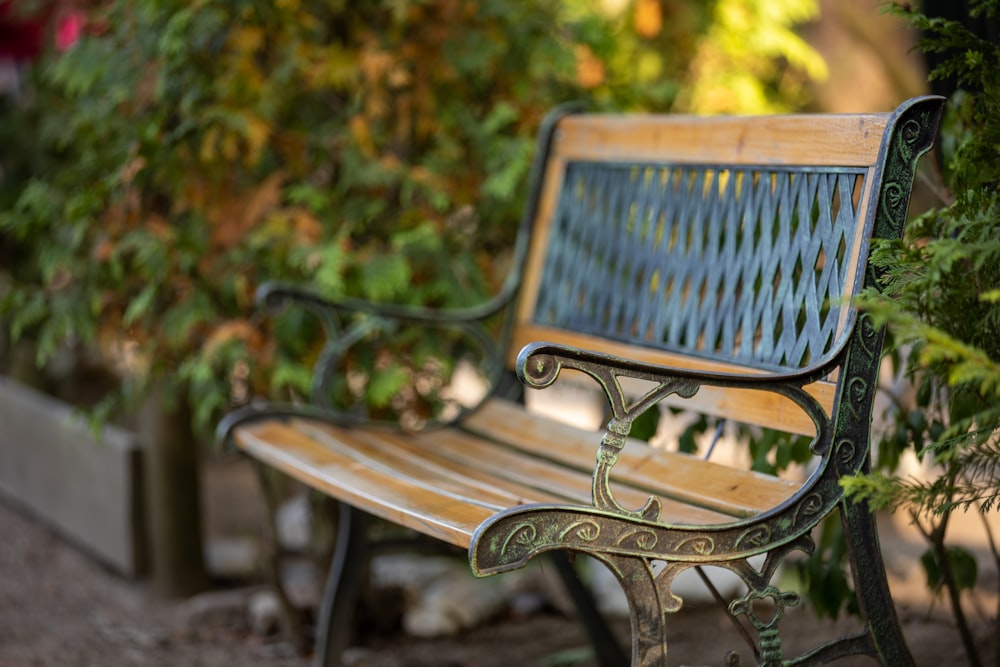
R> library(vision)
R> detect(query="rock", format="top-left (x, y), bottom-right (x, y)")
top-left (280, 557), bottom-right (322, 610)
top-left (182, 588), bottom-right (251, 633)
top-left (370, 554), bottom-right (509, 638)
top-left (247, 589), bottom-right (283, 637)
top-left (204, 536), bottom-right (260, 579)
top-left (402, 572), bottom-right (508, 638)
top-left (342, 647), bottom-right (402, 667)
top-left (276, 493), bottom-right (311, 552)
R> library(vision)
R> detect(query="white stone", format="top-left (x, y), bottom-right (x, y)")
top-left (182, 588), bottom-right (251, 632)
top-left (247, 589), bottom-right (283, 637)
top-left (276, 493), bottom-right (311, 552)
top-left (204, 536), bottom-right (260, 579)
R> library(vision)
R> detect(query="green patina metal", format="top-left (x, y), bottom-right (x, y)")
top-left (468, 97), bottom-right (944, 666)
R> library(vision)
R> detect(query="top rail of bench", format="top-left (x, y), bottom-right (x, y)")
top-left (542, 112), bottom-right (891, 167)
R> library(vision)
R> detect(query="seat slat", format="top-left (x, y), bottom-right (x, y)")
top-left (462, 399), bottom-right (801, 518)
top-left (296, 420), bottom-right (575, 507)
top-left (400, 427), bottom-right (732, 524)
top-left (298, 419), bottom-right (733, 525)
top-left (234, 421), bottom-right (494, 547)
top-left (233, 409), bottom-right (741, 550)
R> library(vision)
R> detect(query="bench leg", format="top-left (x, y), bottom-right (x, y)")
top-left (315, 503), bottom-right (369, 667)
top-left (548, 553), bottom-right (629, 667)
top-left (592, 554), bottom-right (671, 667)
top-left (840, 500), bottom-right (915, 667)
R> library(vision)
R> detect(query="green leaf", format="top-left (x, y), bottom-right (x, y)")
top-left (629, 407), bottom-right (660, 442)
top-left (677, 414), bottom-right (708, 455)
top-left (123, 283), bottom-right (158, 327)
top-left (366, 364), bottom-right (410, 408)
top-left (160, 291), bottom-right (215, 348)
top-left (920, 548), bottom-right (941, 589)
top-left (314, 241), bottom-right (348, 296)
top-left (270, 363), bottom-right (313, 397)
top-left (360, 254), bottom-right (412, 302)
top-left (481, 102), bottom-right (519, 134)
top-left (921, 546), bottom-right (979, 593)
top-left (950, 547), bottom-right (979, 592)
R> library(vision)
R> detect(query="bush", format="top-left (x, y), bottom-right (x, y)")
top-left (842, 2), bottom-right (1000, 663)
top-left (0, 0), bottom-right (825, 435)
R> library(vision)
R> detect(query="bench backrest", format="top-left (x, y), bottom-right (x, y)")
top-left (508, 97), bottom-right (944, 435)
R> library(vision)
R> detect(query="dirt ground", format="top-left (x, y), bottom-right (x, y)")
top-left (0, 455), bottom-right (995, 667)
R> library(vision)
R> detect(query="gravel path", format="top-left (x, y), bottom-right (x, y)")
top-left (0, 457), bottom-right (992, 667)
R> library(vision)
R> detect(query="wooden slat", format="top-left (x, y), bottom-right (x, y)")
top-left (232, 399), bottom-right (775, 551)
top-left (234, 421), bottom-right (494, 547)
top-left (298, 420), bottom-right (584, 507)
top-left (299, 419), bottom-right (734, 525)
top-left (507, 324), bottom-right (834, 437)
top-left (401, 429), bottom-right (733, 524)
top-left (462, 399), bottom-right (800, 518)
top-left (552, 113), bottom-right (890, 167)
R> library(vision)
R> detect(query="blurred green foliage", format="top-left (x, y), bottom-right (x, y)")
top-left (0, 0), bottom-right (823, 435)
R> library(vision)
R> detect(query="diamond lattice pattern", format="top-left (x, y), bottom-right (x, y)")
top-left (533, 162), bottom-right (868, 371)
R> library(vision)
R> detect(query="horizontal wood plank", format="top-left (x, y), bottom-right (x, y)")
top-left (552, 113), bottom-right (889, 167)
top-left (461, 399), bottom-right (800, 518)
top-left (234, 421), bottom-right (495, 547)
top-left (232, 396), bottom-right (800, 549)
top-left (304, 420), bottom-right (733, 524)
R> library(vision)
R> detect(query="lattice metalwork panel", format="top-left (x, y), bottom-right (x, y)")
top-left (533, 162), bottom-right (868, 370)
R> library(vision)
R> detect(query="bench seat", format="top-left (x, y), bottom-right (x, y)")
top-left (234, 398), bottom-right (800, 547)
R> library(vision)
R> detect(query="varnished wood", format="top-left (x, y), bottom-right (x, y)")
top-left (462, 399), bottom-right (800, 516)
top-left (553, 113), bottom-right (890, 167)
top-left (232, 411), bottom-right (753, 549)
top-left (234, 420), bottom-right (495, 546)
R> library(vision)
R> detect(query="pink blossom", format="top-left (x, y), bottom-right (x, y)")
top-left (55, 10), bottom-right (83, 51)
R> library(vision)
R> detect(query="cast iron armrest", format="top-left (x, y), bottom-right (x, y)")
top-left (215, 281), bottom-right (520, 445)
top-left (517, 341), bottom-right (836, 446)
top-left (256, 280), bottom-right (516, 324)
top-left (515, 340), bottom-right (839, 520)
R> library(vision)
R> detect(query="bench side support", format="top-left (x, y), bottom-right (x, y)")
top-left (832, 91), bottom-right (948, 667)
top-left (315, 504), bottom-right (369, 667)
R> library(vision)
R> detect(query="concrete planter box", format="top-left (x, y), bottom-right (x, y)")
top-left (0, 376), bottom-right (146, 576)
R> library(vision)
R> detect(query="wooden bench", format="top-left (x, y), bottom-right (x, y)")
top-left (217, 95), bottom-right (944, 667)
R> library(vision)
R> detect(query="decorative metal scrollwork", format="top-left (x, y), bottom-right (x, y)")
top-left (792, 492), bottom-right (824, 526)
top-left (836, 439), bottom-right (858, 474)
top-left (729, 586), bottom-right (802, 666)
top-left (734, 526), bottom-right (771, 551)
top-left (845, 377), bottom-right (869, 421)
top-left (619, 529), bottom-right (659, 551)
top-left (560, 520), bottom-right (601, 543)
top-left (674, 535), bottom-right (715, 556)
top-left (500, 523), bottom-right (537, 555)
